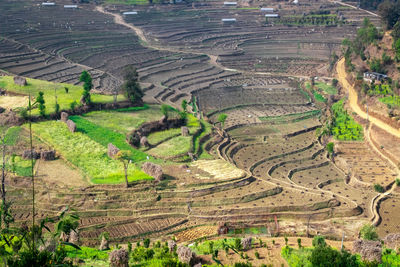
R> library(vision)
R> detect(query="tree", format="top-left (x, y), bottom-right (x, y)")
top-left (332, 79), bottom-right (338, 87)
top-left (122, 65), bottom-right (143, 104)
top-left (217, 113), bottom-right (228, 128)
top-left (360, 224), bottom-right (379, 240)
top-left (326, 142), bottom-right (335, 161)
top-left (181, 99), bottom-right (188, 112)
top-left (312, 236), bottom-right (327, 248)
top-left (309, 245), bottom-right (358, 267)
top-left (115, 150), bottom-right (132, 188)
top-left (161, 104), bottom-right (171, 118)
top-left (79, 70), bottom-right (92, 105)
top-left (378, 1), bottom-right (400, 30)
top-left (36, 92), bottom-right (45, 117)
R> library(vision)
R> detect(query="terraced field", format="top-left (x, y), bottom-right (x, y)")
top-left (1, 0), bottom-right (397, 248)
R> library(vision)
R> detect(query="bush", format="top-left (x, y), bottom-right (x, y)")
top-left (255, 251), bottom-right (260, 259)
top-left (374, 184), bottom-right (385, 193)
top-left (143, 238), bottom-right (150, 248)
top-left (312, 236), bottom-right (327, 248)
top-left (395, 178), bottom-right (400, 186)
top-left (360, 224), bottom-right (379, 240)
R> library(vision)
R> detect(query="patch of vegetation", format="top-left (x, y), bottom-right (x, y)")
top-left (69, 115), bottom-right (149, 162)
top-left (4, 126), bottom-right (21, 146)
top-left (313, 90), bottom-right (327, 103)
top-left (329, 99), bottom-right (363, 141)
top-left (360, 224), bottom-right (379, 240)
top-left (314, 82), bottom-right (338, 95)
top-left (6, 156), bottom-right (34, 177)
top-left (276, 14), bottom-right (341, 26)
top-left (30, 121), bottom-right (151, 184)
top-left (148, 135), bottom-right (191, 158)
top-left (82, 105), bottom-right (163, 134)
top-left (259, 110), bottom-right (321, 123)
top-left (0, 76), bottom-right (119, 115)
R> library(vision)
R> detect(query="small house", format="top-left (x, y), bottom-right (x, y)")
top-left (64, 5), bottom-right (78, 9)
top-left (265, 13), bottom-right (279, 18)
top-left (123, 11), bottom-right (138, 15)
top-left (363, 72), bottom-right (388, 83)
top-left (41, 2), bottom-right (55, 6)
top-left (261, 7), bottom-right (274, 12)
top-left (224, 1), bottom-right (237, 6)
top-left (222, 18), bottom-right (236, 23)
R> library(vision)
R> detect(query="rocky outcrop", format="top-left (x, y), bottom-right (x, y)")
top-left (353, 239), bottom-right (382, 263)
top-left (181, 126), bottom-right (189, 136)
top-left (177, 246), bottom-right (196, 266)
top-left (241, 237), bottom-right (252, 251)
top-left (107, 143), bottom-right (120, 158)
top-left (109, 249), bottom-right (129, 267)
top-left (60, 112), bottom-right (68, 122)
top-left (66, 119), bottom-right (76, 133)
top-left (142, 162), bottom-right (163, 181)
top-left (13, 76), bottom-right (27, 86)
top-left (40, 150), bottom-right (56, 161)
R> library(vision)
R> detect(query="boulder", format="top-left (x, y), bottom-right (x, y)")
top-left (40, 150), bottom-right (56, 161)
top-left (109, 248), bottom-right (129, 267)
top-left (181, 126), bottom-right (189, 136)
top-left (168, 240), bottom-right (177, 252)
top-left (383, 233), bottom-right (400, 250)
top-left (60, 112), bottom-right (68, 122)
top-left (99, 236), bottom-right (109, 251)
top-left (188, 152), bottom-right (195, 161)
top-left (69, 230), bottom-right (80, 245)
top-left (0, 88), bottom-right (5, 95)
top-left (140, 136), bottom-right (150, 148)
top-left (177, 246), bottom-right (196, 266)
top-left (13, 76), bottom-right (27, 86)
top-left (108, 143), bottom-right (120, 158)
top-left (22, 149), bottom-right (39, 160)
top-left (353, 239), bottom-right (382, 263)
top-left (66, 120), bottom-right (76, 133)
top-left (217, 222), bottom-right (228, 235)
top-left (241, 237), bottom-right (252, 251)
top-left (142, 162), bottom-right (163, 181)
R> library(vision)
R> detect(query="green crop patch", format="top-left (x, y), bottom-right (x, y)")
top-left (0, 76), bottom-right (121, 115)
top-left (330, 99), bottom-right (363, 141)
top-left (30, 121), bottom-right (151, 184)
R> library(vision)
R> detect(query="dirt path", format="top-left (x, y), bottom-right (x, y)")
top-left (336, 58), bottom-right (400, 138)
top-left (330, 0), bottom-right (379, 17)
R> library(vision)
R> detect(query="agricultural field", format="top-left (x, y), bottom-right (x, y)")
top-left (0, 0), bottom-right (399, 265)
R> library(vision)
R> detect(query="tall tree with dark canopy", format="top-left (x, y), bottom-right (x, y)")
top-left (79, 70), bottom-right (93, 105)
top-left (122, 65), bottom-right (143, 104)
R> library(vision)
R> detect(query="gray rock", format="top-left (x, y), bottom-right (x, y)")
top-left (109, 248), bottom-right (129, 267)
top-left (181, 126), bottom-right (189, 136)
top-left (108, 143), bottom-right (120, 158)
top-left (60, 112), bottom-right (68, 122)
top-left (142, 162), bottom-right (163, 181)
top-left (69, 230), bottom-right (80, 245)
top-left (353, 239), bottom-right (382, 263)
top-left (241, 237), bottom-right (252, 251)
top-left (66, 119), bottom-right (76, 133)
top-left (168, 240), bottom-right (176, 252)
top-left (13, 76), bottom-right (27, 86)
top-left (383, 233), bottom-right (400, 250)
top-left (99, 236), bottom-right (109, 251)
top-left (140, 136), bottom-right (150, 147)
top-left (40, 150), bottom-right (56, 161)
top-left (177, 246), bottom-right (196, 266)
top-left (22, 149), bottom-right (39, 160)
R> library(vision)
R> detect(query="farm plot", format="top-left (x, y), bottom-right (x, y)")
top-left (0, 76), bottom-right (118, 115)
top-left (377, 196), bottom-right (400, 237)
top-left (336, 142), bottom-right (397, 188)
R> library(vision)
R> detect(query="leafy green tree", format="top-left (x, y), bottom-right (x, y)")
top-left (297, 238), bottom-right (302, 249)
top-left (181, 99), bottom-right (188, 112)
top-left (161, 104), bottom-right (172, 118)
top-left (374, 184), bottom-right (385, 193)
top-left (360, 224), bottom-right (379, 240)
top-left (309, 245), bottom-right (358, 267)
top-left (312, 236), bottom-right (327, 248)
top-left (36, 92), bottom-right (45, 117)
top-left (79, 70), bottom-right (92, 105)
top-left (218, 113), bottom-right (228, 128)
top-left (326, 142), bottom-right (334, 156)
top-left (122, 65), bottom-right (143, 104)
top-left (115, 150), bottom-right (132, 188)
top-left (378, 1), bottom-right (400, 30)
top-left (143, 238), bottom-right (150, 248)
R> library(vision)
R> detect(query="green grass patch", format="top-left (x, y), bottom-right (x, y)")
top-left (4, 126), bottom-right (21, 145)
top-left (313, 90), bottom-right (327, 103)
top-left (192, 238), bottom-right (239, 255)
top-left (281, 246), bottom-right (313, 267)
top-left (65, 246), bottom-right (109, 262)
top-left (82, 105), bottom-right (164, 135)
top-left (30, 121), bottom-right (151, 184)
top-left (330, 99), bottom-right (363, 141)
top-left (6, 156), bottom-right (34, 177)
top-left (147, 128), bottom-right (181, 144)
top-left (69, 116), bottom-right (148, 162)
top-left (379, 95), bottom-right (400, 108)
top-left (0, 76), bottom-right (121, 115)
top-left (259, 110), bottom-right (321, 123)
top-left (147, 135), bottom-right (191, 158)
top-left (314, 82), bottom-right (337, 95)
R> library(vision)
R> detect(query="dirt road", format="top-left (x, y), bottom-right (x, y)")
top-left (336, 58), bottom-right (400, 138)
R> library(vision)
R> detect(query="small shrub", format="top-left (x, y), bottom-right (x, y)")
top-left (395, 178), bottom-right (400, 186)
top-left (297, 238), bottom-right (302, 248)
top-left (255, 251), bottom-right (260, 259)
top-left (312, 236), bottom-right (327, 247)
top-left (70, 100), bottom-right (78, 110)
top-left (374, 184), bottom-right (385, 193)
top-left (143, 238), bottom-right (150, 248)
top-left (284, 236), bottom-right (288, 246)
top-left (235, 238), bottom-right (242, 251)
top-left (360, 224), bottom-right (379, 240)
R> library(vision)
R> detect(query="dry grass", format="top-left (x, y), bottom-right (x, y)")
top-left (0, 95), bottom-right (28, 109)
top-left (192, 159), bottom-right (245, 180)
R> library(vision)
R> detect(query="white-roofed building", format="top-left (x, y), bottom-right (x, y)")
top-left (64, 5), bottom-right (78, 8)
top-left (42, 2), bottom-right (55, 6)
top-left (224, 1), bottom-right (237, 6)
